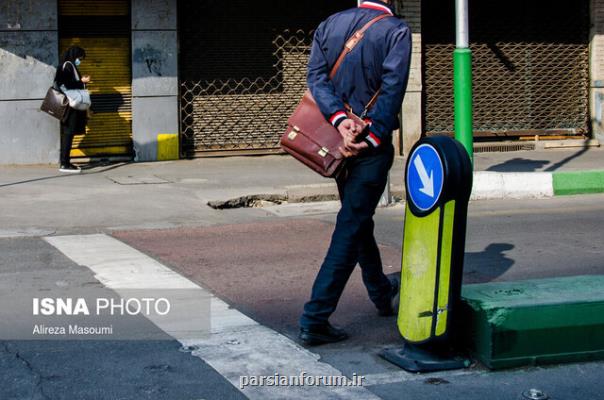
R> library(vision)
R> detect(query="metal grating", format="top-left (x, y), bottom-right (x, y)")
top-left (178, 0), bottom-right (355, 156)
top-left (59, 0), bottom-right (128, 16)
top-left (423, 0), bottom-right (591, 137)
top-left (474, 142), bottom-right (535, 153)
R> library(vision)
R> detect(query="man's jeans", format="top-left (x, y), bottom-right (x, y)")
top-left (300, 144), bottom-right (395, 328)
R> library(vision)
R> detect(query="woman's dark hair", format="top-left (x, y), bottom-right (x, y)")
top-left (60, 46), bottom-right (86, 64)
top-left (54, 46), bottom-right (86, 82)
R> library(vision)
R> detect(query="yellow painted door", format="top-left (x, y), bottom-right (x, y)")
top-left (59, 0), bottom-right (132, 157)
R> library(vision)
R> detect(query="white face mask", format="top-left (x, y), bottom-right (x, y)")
top-left (74, 58), bottom-right (81, 66)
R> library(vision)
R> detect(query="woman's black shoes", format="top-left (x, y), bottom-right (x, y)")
top-left (299, 323), bottom-right (349, 345)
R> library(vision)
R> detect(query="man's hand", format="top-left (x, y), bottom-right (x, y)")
top-left (337, 118), bottom-right (368, 158)
top-left (81, 75), bottom-right (91, 84)
top-left (337, 118), bottom-right (360, 139)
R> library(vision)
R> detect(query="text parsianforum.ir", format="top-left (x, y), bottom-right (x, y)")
top-left (239, 372), bottom-right (365, 389)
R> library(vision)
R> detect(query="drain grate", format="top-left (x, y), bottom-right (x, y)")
top-left (474, 142), bottom-right (536, 153)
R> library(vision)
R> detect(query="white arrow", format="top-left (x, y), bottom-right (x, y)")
top-left (413, 155), bottom-right (435, 197)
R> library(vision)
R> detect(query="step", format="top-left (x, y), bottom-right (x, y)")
top-left (460, 275), bottom-right (604, 370)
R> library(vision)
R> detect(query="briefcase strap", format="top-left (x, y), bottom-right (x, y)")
top-left (328, 13), bottom-right (391, 117)
top-left (329, 13), bottom-right (391, 79)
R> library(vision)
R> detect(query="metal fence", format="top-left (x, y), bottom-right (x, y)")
top-left (178, 0), bottom-right (351, 156)
top-left (423, 0), bottom-right (590, 137)
top-left (180, 31), bottom-right (311, 155)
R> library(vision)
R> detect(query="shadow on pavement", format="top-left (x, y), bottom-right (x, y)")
top-left (544, 146), bottom-right (591, 172)
top-left (463, 243), bottom-right (515, 284)
top-left (486, 159), bottom-right (549, 172)
top-left (0, 162), bottom-right (130, 189)
top-left (485, 146), bottom-right (595, 173)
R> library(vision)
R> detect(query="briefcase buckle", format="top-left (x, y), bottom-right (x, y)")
top-left (318, 147), bottom-right (329, 157)
top-left (288, 126), bottom-right (300, 140)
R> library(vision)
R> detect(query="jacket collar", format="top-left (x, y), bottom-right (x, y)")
top-left (359, 1), bottom-right (394, 15)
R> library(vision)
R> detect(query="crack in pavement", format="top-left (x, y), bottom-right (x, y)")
top-left (2, 342), bottom-right (52, 400)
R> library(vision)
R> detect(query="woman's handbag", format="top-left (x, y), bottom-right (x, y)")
top-left (280, 13), bottom-right (390, 178)
top-left (40, 84), bottom-right (69, 121)
top-left (60, 61), bottom-right (92, 111)
top-left (62, 86), bottom-right (92, 111)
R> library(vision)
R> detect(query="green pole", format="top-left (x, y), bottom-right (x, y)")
top-left (454, 49), bottom-right (473, 162)
top-left (454, 0), bottom-right (473, 163)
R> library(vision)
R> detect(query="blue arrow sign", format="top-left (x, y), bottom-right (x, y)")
top-left (407, 144), bottom-right (444, 212)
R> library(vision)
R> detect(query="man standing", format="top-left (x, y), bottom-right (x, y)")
top-left (299, 0), bottom-right (412, 345)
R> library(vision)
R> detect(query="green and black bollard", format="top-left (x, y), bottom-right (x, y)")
top-left (380, 136), bottom-right (473, 372)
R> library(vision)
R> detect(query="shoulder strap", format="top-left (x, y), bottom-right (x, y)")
top-left (329, 13), bottom-right (391, 79)
top-left (364, 88), bottom-right (381, 114)
top-left (63, 61), bottom-right (81, 82)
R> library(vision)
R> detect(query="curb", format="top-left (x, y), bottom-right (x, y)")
top-left (285, 183), bottom-right (405, 203)
top-left (552, 170), bottom-right (604, 196)
top-left (207, 170), bottom-right (604, 209)
top-left (471, 172), bottom-right (554, 200)
top-left (461, 275), bottom-right (604, 370)
top-left (472, 170), bottom-right (604, 200)
top-left (286, 170), bottom-right (604, 204)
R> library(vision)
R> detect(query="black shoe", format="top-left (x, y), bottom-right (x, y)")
top-left (59, 164), bottom-right (81, 173)
top-left (377, 277), bottom-right (400, 317)
top-left (299, 323), bottom-right (349, 345)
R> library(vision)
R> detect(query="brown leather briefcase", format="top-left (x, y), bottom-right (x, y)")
top-left (282, 91), bottom-right (366, 177)
top-left (280, 13), bottom-right (390, 178)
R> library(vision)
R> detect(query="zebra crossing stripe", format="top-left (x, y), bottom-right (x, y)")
top-left (44, 234), bottom-right (379, 400)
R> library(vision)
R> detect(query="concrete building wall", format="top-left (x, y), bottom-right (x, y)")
top-left (398, 0), bottom-right (422, 156)
top-left (591, 0), bottom-right (604, 141)
top-left (0, 0), bottom-right (60, 164)
top-left (2, 1), bottom-right (596, 165)
top-left (131, 0), bottom-right (179, 161)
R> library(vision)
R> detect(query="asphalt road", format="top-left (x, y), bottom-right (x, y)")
top-left (374, 194), bottom-right (604, 283)
top-left (115, 194), bottom-right (604, 399)
top-left (1, 194), bottom-right (604, 399)
top-left (0, 238), bottom-right (245, 400)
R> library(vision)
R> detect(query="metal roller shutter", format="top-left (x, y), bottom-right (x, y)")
top-left (423, 0), bottom-right (590, 138)
top-left (58, 0), bottom-right (129, 16)
top-left (59, 0), bottom-right (132, 158)
top-left (178, 0), bottom-right (356, 156)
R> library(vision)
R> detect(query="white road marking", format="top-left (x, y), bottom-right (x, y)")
top-left (45, 234), bottom-right (380, 400)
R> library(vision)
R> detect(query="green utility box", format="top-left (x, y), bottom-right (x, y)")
top-left (461, 275), bottom-right (604, 369)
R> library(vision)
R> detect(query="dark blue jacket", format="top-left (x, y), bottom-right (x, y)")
top-left (307, 1), bottom-right (411, 148)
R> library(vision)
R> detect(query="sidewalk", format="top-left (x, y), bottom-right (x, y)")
top-left (191, 145), bottom-right (604, 203)
top-left (472, 146), bottom-right (604, 199)
top-left (279, 145), bottom-right (604, 203)
top-left (0, 146), bottom-right (602, 234)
